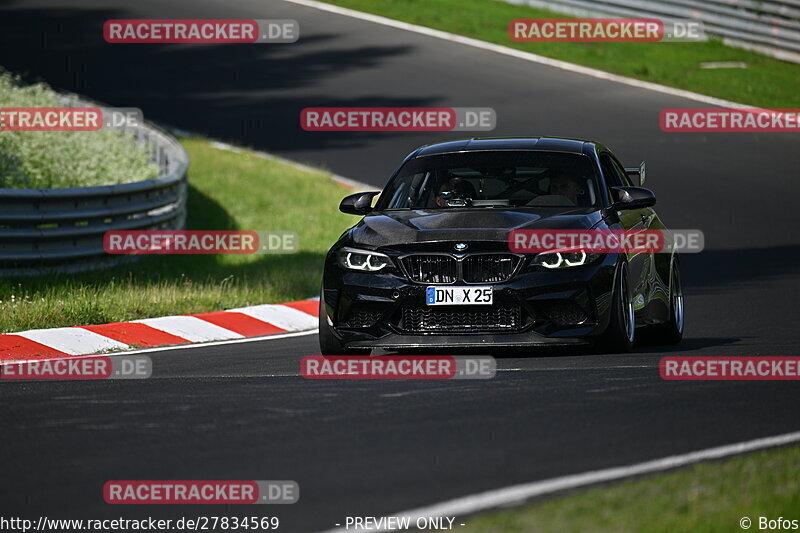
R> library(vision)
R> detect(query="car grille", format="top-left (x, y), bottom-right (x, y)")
top-left (401, 253), bottom-right (520, 284)
top-left (462, 254), bottom-right (520, 283)
top-left (400, 306), bottom-right (523, 333)
top-left (401, 255), bottom-right (458, 284)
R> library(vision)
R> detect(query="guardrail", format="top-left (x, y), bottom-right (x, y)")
top-left (0, 97), bottom-right (189, 276)
top-left (506, 0), bottom-right (800, 63)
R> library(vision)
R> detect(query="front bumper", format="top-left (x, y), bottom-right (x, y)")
top-left (322, 250), bottom-right (618, 350)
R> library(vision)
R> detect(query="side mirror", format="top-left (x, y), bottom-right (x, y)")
top-left (625, 161), bottom-right (646, 186)
top-left (609, 186), bottom-right (656, 210)
top-left (339, 191), bottom-right (380, 215)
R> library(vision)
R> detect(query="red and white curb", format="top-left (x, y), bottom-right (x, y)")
top-left (0, 299), bottom-right (319, 362)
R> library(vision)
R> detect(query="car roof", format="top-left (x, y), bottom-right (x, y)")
top-left (413, 137), bottom-right (594, 157)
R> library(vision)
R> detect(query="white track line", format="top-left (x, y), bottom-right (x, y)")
top-left (16, 328), bottom-right (129, 355)
top-left (318, 430), bottom-right (800, 532)
top-left (282, 0), bottom-right (749, 109)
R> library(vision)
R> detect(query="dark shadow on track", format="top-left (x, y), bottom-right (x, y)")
top-left (0, 6), bottom-right (443, 155)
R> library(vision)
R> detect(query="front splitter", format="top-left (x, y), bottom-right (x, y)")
top-left (347, 331), bottom-right (590, 350)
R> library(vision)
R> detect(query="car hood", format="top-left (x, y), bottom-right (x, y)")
top-left (349, 207), bottom-right (603, 247)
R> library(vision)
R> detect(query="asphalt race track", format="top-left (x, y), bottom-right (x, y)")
top-left (1, 0), bottom-right (799, 531)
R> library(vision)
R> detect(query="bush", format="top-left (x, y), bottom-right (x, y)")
top-left (0, 69), bottom-right (158, 188)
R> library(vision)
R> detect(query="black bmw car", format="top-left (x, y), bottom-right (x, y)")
top-left (319, 137), bottom-right (684, 354)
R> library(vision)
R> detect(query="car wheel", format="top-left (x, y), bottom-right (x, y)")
top-left (596, 262), bottom-right (635, 353)
top-left (650, 259), bottom-right (684, 345)
top-left (318, 291), bottom-right (371, 355)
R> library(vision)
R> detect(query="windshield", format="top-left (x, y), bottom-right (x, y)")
top-left (377, 151), bottom-right (599, 210)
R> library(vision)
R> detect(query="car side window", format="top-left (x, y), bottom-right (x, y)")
top-left (609, 154), bottom-right (634, 186)
top-left (605, 153), bottom-right (634, 186)
top-left (600, 153), bottom-right (631, 195)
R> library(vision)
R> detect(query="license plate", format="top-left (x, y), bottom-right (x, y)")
top-left (426, 286), bottom-right (493, 306)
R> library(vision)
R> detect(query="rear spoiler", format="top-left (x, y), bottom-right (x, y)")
top-left (625, 161), bottom-right (646, 186)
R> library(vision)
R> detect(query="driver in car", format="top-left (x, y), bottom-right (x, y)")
top-left (434, 178), bottom-right (474, 207)
top-left (549, 175), bottom-right (583, 204)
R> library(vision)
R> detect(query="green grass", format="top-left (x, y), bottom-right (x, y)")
top-left (461, 445), bottom-right (800, 533)
top-left (322, 0), bottom-right (800, 108)
top-left (0, 138), bottom-right (356, 332)
top-left (0, 69), bottom-right (158, 188)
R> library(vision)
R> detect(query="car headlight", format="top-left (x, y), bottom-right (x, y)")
top-left (337, 247), bottom-right (392, 272)
top-left (530, 250), bottom-right (602, 269)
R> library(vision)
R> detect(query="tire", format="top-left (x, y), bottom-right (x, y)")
top-left (318, 291), bottom-right (371, 355)
top-left (596, 261), bottom-right (635, 353)
top-left (650, 259), bottom-right (684, 345)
